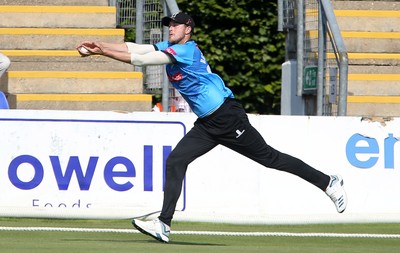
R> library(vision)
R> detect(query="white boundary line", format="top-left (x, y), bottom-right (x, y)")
top-left (0, 226), bottom-right (400, 239)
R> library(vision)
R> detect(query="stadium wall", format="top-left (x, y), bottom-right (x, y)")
top-left (0, 110), bottom-right (399, 224)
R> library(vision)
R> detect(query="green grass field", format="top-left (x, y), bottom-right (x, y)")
top-left (1, 218), bottom-right (400, 253)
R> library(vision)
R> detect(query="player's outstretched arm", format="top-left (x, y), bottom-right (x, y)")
top-left (75, 40), bottom-right (171, 66)
top-left (100, 47), bottom-right (172, 66)
top-left (76, 41), bottom-right (127, 54)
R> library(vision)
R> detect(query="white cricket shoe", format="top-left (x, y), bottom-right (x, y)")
top-left (132, 218), bottom-right (170, 243)
top-left (325, 175), bottom-right (347, 213)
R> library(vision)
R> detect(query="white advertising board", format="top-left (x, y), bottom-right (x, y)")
top-left (0, 110), bottom-right (195, 219)
top-left (0, 110), bottom-right (399, 224)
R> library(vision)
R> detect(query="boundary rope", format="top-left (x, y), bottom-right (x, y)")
top-left (1, 226), bottom-right (399, 239)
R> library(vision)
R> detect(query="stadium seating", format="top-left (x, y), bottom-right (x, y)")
top-left (333, 0), bottom-right (400, 117)
top-left (1, 0), bottom-right (398, 116)
top-left (0, 0), bottom-right (152, 111)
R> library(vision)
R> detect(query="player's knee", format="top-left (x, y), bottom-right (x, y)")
top-left (166, 152), bottom-right (181, 168)
top-left (166, 152), bottom-right (189, 173)
top-left (0, 56), bottom-right (11, 71)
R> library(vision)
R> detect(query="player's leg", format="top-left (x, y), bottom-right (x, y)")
top-left (225, 127), bottom-right (347, 212)
top-left (158, 125), bottom-right (217, 226)
top-left (215, 99), bottom-right (330, 189)
top-left (229, 125), bottom-right (330, 190)
top-left (133, 125), bottom-right (217, 242)
top-left (216, 99), bottom-right (346, 212)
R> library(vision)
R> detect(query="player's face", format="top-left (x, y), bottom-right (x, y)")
top-left (168, 21), bottom-right (191, 44)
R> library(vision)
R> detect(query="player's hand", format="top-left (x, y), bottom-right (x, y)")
top-left (76, 41), bottom-right (104, 57)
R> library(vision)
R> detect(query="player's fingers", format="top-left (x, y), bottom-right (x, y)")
top-left (76, 41), bottom-right (96, 49)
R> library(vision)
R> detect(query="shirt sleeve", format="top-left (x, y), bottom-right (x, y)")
top-left (154, 41), bottom-right (178, 64)
top-left (130, 51), bottom-right (171, 66)
top-left (125, 42), bottom-right (156, 54)
top-left (157, 43), bottom-right (195, 66)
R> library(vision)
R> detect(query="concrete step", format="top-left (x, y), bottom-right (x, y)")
top-left (1, 71), bottom-right (143, 94)
top-left (334, 10), bottom-right (400, 32)
top-left (347, 66), bottom-right (400, 96)
top-left (342, 31), bottom-right (400, 53)
top-left (0, 0), bottom-right (109, 6)
top-left (1, 50), bottom-right (134, 72)
top-left (347, 96), bottom-right (400, 117)
top-left (309, 30), bottom-right (400, 53)
top-left (0, 28), bottom-right (124, 50)
top-left (348, 65), bottom-right (400, 74)
top-left (332, 1), bottom-right (400, 11)
top-left (6, 93), bottom-right (153, 112)
top-left (331, 52), bottom-right (400, 66)
top-left (348, 74), bottom-right (400, 96)
top-left (0, 6), bottom-right (117, 28)
top-left (345, 65), bottom-right (400, 117)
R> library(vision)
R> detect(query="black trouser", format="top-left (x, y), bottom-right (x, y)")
top-left (158, 98), bottom-right (330, 226)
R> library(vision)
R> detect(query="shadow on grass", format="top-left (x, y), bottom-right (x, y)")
top-left (169, 240), bottom-right (225, 246)
top-left (63, 238), bottom-right (225, 246)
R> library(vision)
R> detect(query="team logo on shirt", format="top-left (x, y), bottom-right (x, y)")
top-left (168, 72), bottom-right (183, 82)
top-left (165, 47), bottom-right (177, 55)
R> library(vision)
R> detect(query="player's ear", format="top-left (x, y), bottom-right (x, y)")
top-left (185, 25), bottom-right (192, 35)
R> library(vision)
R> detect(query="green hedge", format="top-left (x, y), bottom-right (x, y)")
top-left (177, 0), bottom-right (285, 114)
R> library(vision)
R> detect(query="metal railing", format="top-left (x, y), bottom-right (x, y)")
top-left (278, 0), bottom-right (348, 116)
top-left (109, 0), bottom-right (181, 112)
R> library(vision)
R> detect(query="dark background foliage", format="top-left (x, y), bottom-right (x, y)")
top-left (176, 0), bottom-right (285, 114)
